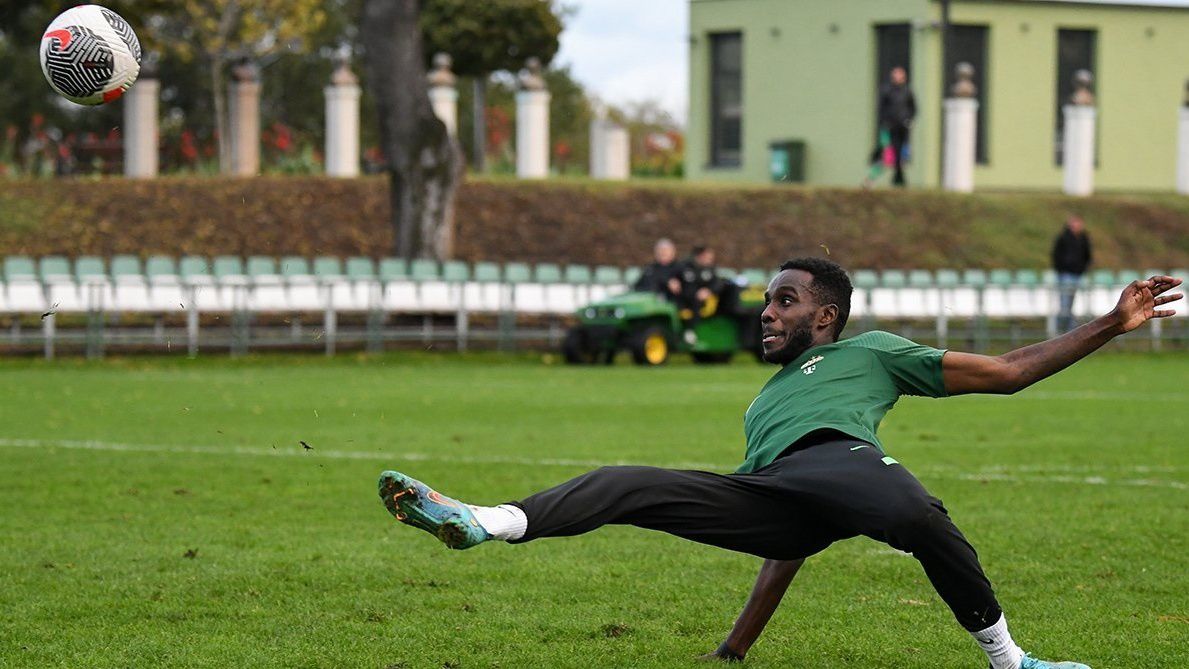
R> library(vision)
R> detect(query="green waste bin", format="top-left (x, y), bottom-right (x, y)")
top-left (769, 139), bottom-right (805, 183)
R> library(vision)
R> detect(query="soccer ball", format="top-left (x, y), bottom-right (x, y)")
top-left (39, 5), bottom-right (142, 106)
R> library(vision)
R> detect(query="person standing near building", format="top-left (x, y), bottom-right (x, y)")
top-left (863, 66), bottom-right (916, 188)
top-left (1051, 216), bottom-right (1093, 332)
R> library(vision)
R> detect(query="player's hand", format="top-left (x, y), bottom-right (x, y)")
top-left (1111, 276), bottom-right (1182, 333)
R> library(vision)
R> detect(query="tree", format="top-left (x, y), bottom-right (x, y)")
top-left (420, 0), bottom-right (563, 171)
top-left (147, 0), bottom-right (328, 173)
top-left (361, 0), bottom-right (461, 260)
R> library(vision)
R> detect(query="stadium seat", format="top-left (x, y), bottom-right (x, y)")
top-left (144, 255), bottom-right (185, 312)
top-left (563, 265), bottom-right (592, 284)
top-left (346, 257), bottom-right (376, 278)
top-left (623, 266), bottom-right (642, 287)
top-left (1090, 269), bottom-right (1116, 286)
top-left (441, 261), bottom-right (470, 282)
top-left (1116, 269), bottom-right (1143, 284)
top-left (851, 270), bottom-right (879, 289)
top-left (472, 262), bottom-right (501, 283)
top-left (463, 262), bottom-right (504, 311)
top-left (106, 255), bottom-right (148, 312)
top-left (246, 256), bottom-right (285, 311)
top-left (280, 256), bottom-right (312, 277)
top-left (75, 256), bottom-right (106, 280)
top-left (247, 256), bottom-right (278, 277)
top-left (38, 256), bottom-right (72, 281)
top-left (110, 255), bottom-right (142, 277)
top-left (313, 256), bottom-right (344, 278)
top-left (534, 263), bottom-right (563, 283)
top-left (503, 263), bottom-right (532, 283)
top-left (960, 269), bottom-right (987, 287)
top-left (742, 268), bottom-right (768, 285)
top-left (378, 257), bottom-right (408, 280)
top-left (593, 265), bottom-right (623, 285)
top-left (409, 259), bottom-right (440, 281)
top-left (145, 255), bottom-right (178, 277)
top-left (38, 256), bottom-right (83, 312)
top-left (881, 270), bottom-right (908, 288)
top-left (1, 256), bottom-right (45, 314)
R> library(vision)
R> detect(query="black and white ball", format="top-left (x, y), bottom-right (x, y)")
top-left (39, 5), bottom-right (141, 106)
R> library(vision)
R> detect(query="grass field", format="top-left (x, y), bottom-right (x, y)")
top-left (0, 352), bottom-right (1186, 668)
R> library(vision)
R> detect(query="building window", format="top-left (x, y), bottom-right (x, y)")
top-left (710, 32), bottom-right (742, 167)
top-left (1055, 28), bottom-right (1097, 165)
top-left (946, 25), bottom-right (989, 164)
top-left (874, 23), bottom-right (912, 140)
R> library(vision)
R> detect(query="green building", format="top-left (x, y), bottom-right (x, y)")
top-left (686, 0), bottom-right (1189, 190)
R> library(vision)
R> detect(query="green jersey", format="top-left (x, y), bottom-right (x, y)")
top-left (739, 330), bottom-right (949, 473)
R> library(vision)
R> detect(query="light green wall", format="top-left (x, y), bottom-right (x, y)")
top-left (687, 0), bottom-right (935, 187)
top-left (687, 0), bottom-right (1189, 191)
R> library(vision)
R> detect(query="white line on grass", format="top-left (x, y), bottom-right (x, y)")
top-left (0, 437), bottom-right (1184, 491)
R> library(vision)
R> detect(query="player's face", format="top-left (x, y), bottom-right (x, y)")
top-left (761, 270), bottom-right (820, 365)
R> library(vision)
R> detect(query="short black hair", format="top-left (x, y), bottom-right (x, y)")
top-left (691, 245), bottom-right (710, 256)
top-left (777, 257), bottom-right (852, 340)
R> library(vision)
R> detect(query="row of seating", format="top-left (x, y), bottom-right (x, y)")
top-left (0, 256), bottom-right (1182, 319)
top-left (3, 255), bottom-right (1179, 288)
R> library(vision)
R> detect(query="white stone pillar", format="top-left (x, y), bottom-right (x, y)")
top-left (324, 61), bottom-right (361, 178)
top-left (590, 119), bottom-right (630, 180)
top-left (123, 74), bottom-right (158, 178)
top-left (1177, 100), bottom-right (1189, 194)
top-left (427, 53), bottom-right (458, 137)
top-left (515, 57), bottom-right (550, 179)
top-left (229, 61), bottom-right (260, 177)
top-left (1062, 69), bottom-right (1096, 197)
top-left (943, 99), bottom-right (978, 193)
top-left (942, 63), bottom-right (978, 193)
top-left (1062, 106), bottom-right (1096, 196)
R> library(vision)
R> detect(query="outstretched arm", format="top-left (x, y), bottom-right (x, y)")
top-left (943, 276), bottom-right (1182, 395)
top-left (700, 558), bottom-right (805, 662)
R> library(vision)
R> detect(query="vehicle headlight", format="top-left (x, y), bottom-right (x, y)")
top-left (585, 308), bottom-right (597, 319)
top-left (613, 308), bottom-right (625, 318)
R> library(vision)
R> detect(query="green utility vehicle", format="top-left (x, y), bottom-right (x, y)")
top-left (562, 281), bottom-right (768, 366)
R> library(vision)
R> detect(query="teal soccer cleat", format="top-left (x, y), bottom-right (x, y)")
top-left (1016, 655), bottom-right (1090, 669)
top-left (378, 470), bottom-right (491, 550)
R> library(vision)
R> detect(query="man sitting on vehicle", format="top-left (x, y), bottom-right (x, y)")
top-left (676, 246), bottom-right (723, 343)
top-left (633, 238), bottom-right (682, 300)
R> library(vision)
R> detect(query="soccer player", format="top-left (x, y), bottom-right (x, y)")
top-left (377, 258), bottom-right (1181, 669)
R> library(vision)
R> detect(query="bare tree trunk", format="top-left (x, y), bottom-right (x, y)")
top-left (361, 0), bottom-right (462, 260)
top-left (472, 77), bottom-right (487, 172)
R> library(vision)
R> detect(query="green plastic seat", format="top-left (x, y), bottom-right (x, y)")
top-left (881, 270), bottom-right (907, 288)
top-left (623, 267), bottom-right (642, 287)
top-left (1013, 269), bottom-right (1041, 286)
top-left (472, 262), bottom-right (502, 283)
top-left (313, 256), bottom-right (344, 277)
top-left (1171, 269), bottom-right (1189, 282)
top-left (504, 263), bottom-right (532, 283)
top-left (934, 269), bottom-right (961, 287)
top-left (409, 259), bottom-right (440, 280)
top-left (564, 264), bottom-right (593, 284)
top-left (1142, 268), bottom-right (1165, 281)
top-left (346, 257), bottom-right (376, 278)
top-left (38, 255), bottom-right (71, 280)
top-left (110, 255), bottom-right (142, 277)
top-left (280, 256), bottom-right (311, 276)
top-left (988, 269), bottom-right (1014, 286)
top-left (1115, 269), bottom-right (1142, 284)
top-left (742, 268), bottom-right (769, 285)
top-left (74, 256), bottom-right (106, 280)
top-left (145, 256), bottom-right (178, 277)
top-left (247, 256), bottom-right (278, 276)
top-left (534, 263), bottom-right (563, 283)
top-left (961, 269), bottom-right (987, 286)
top-left (717, 267), bottom-right (738, 281)
top-left (593, 266), bottom-right (623, 285)
top-left (1041, 269), bottom-right (1057, 285)
top-left (851, 270), bottom-right (879, 289)
top-left (213, 256), bottom-right (244, 278)
top-left (180, 256), bottom-right (212, 278)
top-left (441, 260), bottom-right (470, 282)
top-left (3, 256), bottom-right (36, 280)
top-left (907, 270), bottom-right (933, 287)
top-left (378, 258), bottom-right (408, 280)
top-left (1090, 269), bottom-right (1116, 286)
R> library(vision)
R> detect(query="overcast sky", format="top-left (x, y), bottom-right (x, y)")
top-left (555, 0), bottom-right (689, 125)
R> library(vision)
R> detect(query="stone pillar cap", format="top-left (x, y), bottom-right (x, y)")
top-left (232, 59), bottom-right (259, 83)
top-left (331, 57), bottom-right (358, 86)
top-left (950, 62), bottom-right (977, 98)
top-left (427, 52), bottom-right (456, 88)
top-left (1070, 69), bottom-right (1095, 106)
top-left (518, 56), bottom-right (547, 91)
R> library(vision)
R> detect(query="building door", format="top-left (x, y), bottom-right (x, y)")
top-left (874, 23), bottom-right (912, 140)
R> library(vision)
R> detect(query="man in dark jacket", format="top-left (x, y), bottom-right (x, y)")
top-left (633, 238), bottom-right (681, 299)
top-left (864, 66), bottom-right (917, 188)
top-left (1051, 216), bottom-right (1093, 332)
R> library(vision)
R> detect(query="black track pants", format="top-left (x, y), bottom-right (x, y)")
top-left (510, 439), bottom-right (1001, 632)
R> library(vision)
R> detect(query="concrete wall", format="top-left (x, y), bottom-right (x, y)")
top-left (687, 0), bottom-right (1189, 191)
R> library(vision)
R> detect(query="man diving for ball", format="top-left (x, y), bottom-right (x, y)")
top-left (377, 257), bottom-right (1182, 669)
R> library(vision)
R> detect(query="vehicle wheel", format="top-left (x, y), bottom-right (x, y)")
top-left (692, 352), bottom-right (733, 364)
top-left (562, 328), bottom-right (598, 364)
top-left (629, 326), bottom-right (670, 366)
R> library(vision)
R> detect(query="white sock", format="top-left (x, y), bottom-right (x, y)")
top-left (972, 613), bottom-right (1025, 669)
top-left (466, 504), bottom-right (528, 541)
